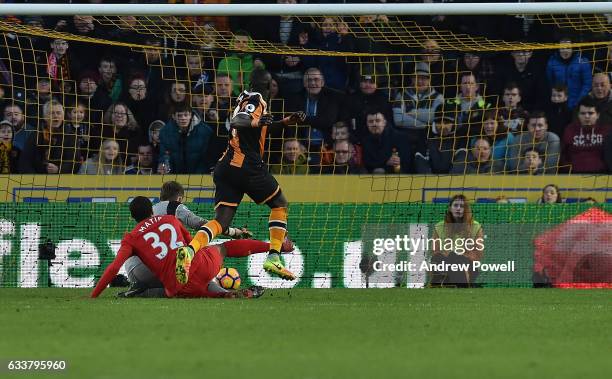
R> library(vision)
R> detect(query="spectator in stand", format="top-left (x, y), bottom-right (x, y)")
top-left (430, 194), bottom-right (484, 287)
top-left (544, 84), bottom-right (572, 138)
top-left (191, 82), bottom-right (216, 124)
top-left (411, 39), bottom-right (458, 98)
top-left (101, 102), bottom-right (141, 165)
top-left (507, 111), bottom-right (561, 174)
top-left (0, 120), bottom-right (16, 173)
top-left (516, 148), bottom-right (544, 175)
top-left (65, 98), bottom-right (97, 162)
top-left (268, 75), bottom-right (285, 111)
top-left (18, 99), bottom-right (80, 174)
top-left (246, 0), bottom-right (307, 48)
top-left (342, 74), bottom-right (393, 141)
top-left (362, 110), bottom-right (401, 174)
top-left (287, 67), bottom-right (340, 163)
top-left (46, 38), bottom-right (74, 91)
top-left (537, 184), bottom-right (563, 204)
top-left (125, 142), bottom-right (157, 175)
top-left (77, 70), bottom-right (99, 99)
top-left (353, 15), bottom-right (392, 92)
top-left (148, 120), bottom-right (164, 162)
top-left (415, 115), bottom-right (456, 174)
top-left (91, 56), bottom-right (123, 112)
top-left (78, 139), bottom-right (124, 175)
top-left (451, 137), bottom-right (503, 174)
top-left (269, 139), bottom-right (308, 175)
top-left (546, 37), bottom-right (592, 110)
top-left (3, 103), bottom-right (34, 152)
top-left (186, 52), bottom-right (214, 94)
top-left (160, 81), bottom-right (190, 120)
top-left (457, 51), bottom-right (499, 96)
top-left (159, 102), bottom-right (212, 174)
top-left (320, 139), bottom-right (365, 175)
top-left (499, 82), bottom-right (528, 134)
top-left (25, 77), bottom-right (53, 128)
top-left (393, 62), bottom-right (444, 171)
top-left (561, 97), bottom-right (611, 173)
top-left (473, 110), bottom-right (515, 162)
top-left (217, 30), bottom-right (265, 96)
top-left (68, 15), bottom-right (106, 70)
top-left (586, 72), bottom-right (612, 125)
top-left (75, 70), bottom-right (101, 126)
top-left (123, 74), bottom-right (156, 130)
top-left (442, 72), bottom-right (492, 147)
top-left (304, 16), bottom-right (352, 91)
top-left (499, 50), bottom-right (547, 111)
top-left (213, 73), bottom-right (233, 125)
top-left (203, 73), bottom-right (235, 167)
top-left (126, 35), bottom-right (164, 103)
top-left (250, 0), bottom-right (311, 94)
top-left (320, 121), bottom-right (362, 167)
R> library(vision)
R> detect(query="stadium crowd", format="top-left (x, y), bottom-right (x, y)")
top-left (1, 0), bottom-right (612, 176)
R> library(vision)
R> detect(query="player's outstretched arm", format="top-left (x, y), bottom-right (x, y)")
top-left (91, 244), bottom-right (133, 298)
top-left (223, 226), bottom-right (253, 239)
top-left (261, 112), bottom-right (306, 130)
top-left (176, 203), bottom-right (208, 230)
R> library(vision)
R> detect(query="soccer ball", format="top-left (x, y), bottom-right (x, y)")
top-left (216, 267), bottom-right (241, 290)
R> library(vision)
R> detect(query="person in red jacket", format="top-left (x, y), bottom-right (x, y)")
top-left (561, 97), bottom-right (612, 173)
top-left (91, 196), bottom-right (275, 299)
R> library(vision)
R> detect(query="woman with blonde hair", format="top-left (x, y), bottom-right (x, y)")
top-left (78, 139), bottom-right (124, 175)
top-left (429, 194), bottom-right (485, 287)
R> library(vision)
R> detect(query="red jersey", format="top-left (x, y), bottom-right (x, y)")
top-left (91, 215), bottom-right (192, 298)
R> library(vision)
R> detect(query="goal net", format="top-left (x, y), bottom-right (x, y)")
top-left (1, 6), bottom-right (611, 289)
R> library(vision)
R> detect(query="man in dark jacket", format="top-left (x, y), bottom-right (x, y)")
top-left (159, 103), bottom-right (213, 174)
top-left (287, 68), bottom-right (340, 163)
top-left (342, 74), bottom-right (394, 141)
top-left (362, 110), bottom-right (403, 174)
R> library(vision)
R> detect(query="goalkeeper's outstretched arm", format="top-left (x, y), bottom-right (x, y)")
top-left (176, 203), bottom-right (252, 238)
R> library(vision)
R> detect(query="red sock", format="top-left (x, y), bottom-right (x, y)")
top-left (223, 240), bottom-right (270, 257)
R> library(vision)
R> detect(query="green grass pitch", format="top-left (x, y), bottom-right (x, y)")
top-left (0, 288), bottom-right (610, 379)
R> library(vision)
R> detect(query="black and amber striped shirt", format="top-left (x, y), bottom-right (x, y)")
top-left (221, 91), bottom-right (268, 168)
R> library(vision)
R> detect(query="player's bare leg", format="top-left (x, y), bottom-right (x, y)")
top-left (263, 192), bottom-right (295, 280)
top-left (176, 206), bottom-right (235, 284)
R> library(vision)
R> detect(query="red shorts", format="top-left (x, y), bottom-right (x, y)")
top-left (175, 245), bottom-right (224, 298)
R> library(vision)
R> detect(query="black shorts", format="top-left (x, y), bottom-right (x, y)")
top-left (213, 161), bottom-right (281, 208)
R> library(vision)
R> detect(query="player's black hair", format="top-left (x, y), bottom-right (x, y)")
top-left (160, 181), bottom-right (184, 202)
top-left (130, 196), bottom-right (153, 222)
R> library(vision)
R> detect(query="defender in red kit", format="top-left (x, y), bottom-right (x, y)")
top-left (91, 196), bottom-right (275, 298)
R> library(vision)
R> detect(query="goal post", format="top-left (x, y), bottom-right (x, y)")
top-left (1, 2), bottom-right (612, 16)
